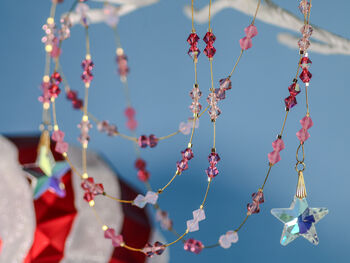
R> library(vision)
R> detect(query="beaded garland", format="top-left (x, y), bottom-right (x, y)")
top-left (32, 0), bottom-right (327, 258)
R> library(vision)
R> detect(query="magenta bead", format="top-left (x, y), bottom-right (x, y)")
top-left (244, 25), bottom-right (258, 38)
top-left (268, 151), bottom-right (281, 165)
top-left (252, 191), bottom-right (264, 204)
top-left (176, 159), bottom-right (188, 172)
top-left (239, 37), bottom-right (252, 50)
top-left (184, 238), bottom-right (203, 254)
top-left (208, 152), bottom-right (220, 165)
top-left (148, 134), bottom-right (158, 148)
top-left (138, 135), bottom-right (148, 148)
top-left (182, 148), bottom-right (194, 160)
top-left (247, 202), bottom-right (260, 214)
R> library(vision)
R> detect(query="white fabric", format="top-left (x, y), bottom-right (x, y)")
top-left (0, 136), bottom-right (35, 263)
top-left (61, 147), bottom-right (123, 263)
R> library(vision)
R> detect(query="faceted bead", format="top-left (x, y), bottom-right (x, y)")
top-left (137, 170), bottom-right (150, 182)
top-left (298, 37), bottom-right (310, 51)
top-left (298, 0), bottom-right (311, 15)
top-left (81, 178), bottom-right (104, 202)
top-left (72, 99), bottom-right (83, 109)
top-left (284, 95), bottom-right (297, 109)
top-left (219, 77), bottom-right (232, 91)
top-left (215, 88), bottom-right (226, 100)
top-left (300, 24), bottom-right (313, 38)
top-left (104, 228), bottom-right (124, 247)
top-left (247, 202), bottom-right (260, 214)
top-left (300, 116), bottom-right (313, 130)
top-left (244, 25), bottom-right (258, 38)
top-left (51, 72), bottom-right (62, 85)
top-left (296, 128), bottom-right (310, 142)
top-left (268, 150), bottom-right (281, 164)
top-left (133, 195), bottom-right (147, 208)
top-left (66, 90), bottom-right (77, 100)
top-left (138, 135), bottom-right (148, 148)
top-left (205, 166), bottom-right (219, 178)
top-left (203, 31), bottom-right (216, 44)
top-left (190, 101), bottom-right (202, 114)
top-left (117, 55), bottom-right (129, 77)
top-left (219, 234), bottom-right (232, 249)
top-left (81, 59), bottom-right (94, 71)
top-left (81, 71), bottom-right (93, 83)
top-left (55, 141), bottom-right (68, 154)
top-left (208, 152), bottom-right (220, 165)
top-left (176, 159), bottom-right (188, 172)
top-left (106, 124), bottom-right (117, 136)
top-left (182, 148), bottom-right (194, 160)
top-left (192, 209), bottom-right (206, 221)
top-left (226, 231), bottom-right (239, 243)
top-left (252, 191), bottom-right (264, 204)
top-left (97, 120), bottom-right (109, 132)
top-left (204, 44), bottom-right (216, 58)
top-left (190, 87), bottom-right (202, 100)
top-left (145, 191), bottom-right (158, 204)
top-left (124, 107), bottom-right (135, 118)
top-left (208, 106), bottom-right (221, 121)
top-left (186, 219), bottom-right (199, 232)
top-left (148, 134), bottom-right (158, 148)
top-left (187, 33), bottom-right (199, 45)
top-left (135, 158), bottom-right (146, 170)
top-left (142, 243), bottom-right (154, 257)
top-left (288, 83), bottom-right (301, 96)
top-left (184, 239), bottom-right (203, 254)
top-left (153, 241), bottom-right (165, 255)
top-left (156, 210), bottom-right (173, 230)
top-left (239, 36), bottom-right (252, 50)
top-left (299, 68), bottom-right (312, 83)
top-left (188, 46), bottom-right (200, 59)
top-left (179, 122), bottom-right (191, 135)
top-left (103, 4), bottom-right (119, 27)
top-left (300, 57), bottom-right (312, 69)
top-left (49, 84), bottom-right (61, 98)
top-left (52, 130), bottom-right (65, 142)
top-left (272, 138), bottom-right (285, 152)
top-left (126, 119), bottom-right (137, 130)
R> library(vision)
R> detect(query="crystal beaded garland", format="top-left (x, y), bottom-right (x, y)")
top-left (184, 238), bottom-right (204, 254)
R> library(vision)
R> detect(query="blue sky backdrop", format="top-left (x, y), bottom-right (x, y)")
top-left (1, 1), bottom-right (349, 262)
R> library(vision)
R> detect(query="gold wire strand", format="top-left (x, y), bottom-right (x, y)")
top-left (229, 49), bottom-right (244, 78)
top-left (85, 26), bottom-right (90, 56)
top-left (158, 130), bottom-right (181, 141)
top-left (49, 1), bottom-right (57, 18)
top-left (63, 154), bottom-right (83, 178)
top-left (191, 0), bottom-right (194, 32)
top-left (209, 59), bottom-right (214, 92)
top-left (189, 116), bottom-right (197, 144)
top-left (164, 231), bottom-right (188, 247)
top-left (160, 171), bottom-right (179, 193)
top-left (117, 133), bottom-right (138, 142)
top-left (208, 0), bottom-right (212, 30)
top-left (261, 164), bottom-right (273, 190)
top-left (305, 84), bottom-right (310, 116)
top-left (198, 105), bottom-right (210, 118)
top-left (234, 215), bottom-right (250, 232)
top-left (213, 121), bottom-right (216, 149)
top-left (279, 110), bottom-right (289, 137)
top-left (91, 206), bottom-right (104, 225)
top-left (200, 179), bottom-right (212, 208)
top-left (104, 193), bottom-right (133, 204)
top-left (51, 99), bottom-right (58, 127)
top-left (251, 0), bottom-right (261, 25)
top-left (123, 244), bottom-right (142, 252)
top-left (296, 143), bottom-right (305, 163)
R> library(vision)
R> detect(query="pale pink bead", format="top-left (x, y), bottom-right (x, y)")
top-left (52, 130), bottom-right (65, 142)
top-left (219, 234), bottom-right (231, 249)
top-left (226, 231), bottom-right (239, 243)
top-left (126, 119), bottom-right (137, 130)
top-left (179, 122), bottom-right (191, 135)
top-left (300, 116), bottom-right (313, 130)
top-left (268, 151), bottom-right (281, 164)
top-left (124, 107), bottom-right (135, 118)
top-left (272, 138), bottom-right (285, 152)
top-left (55, 141), bottom-right (69, 154)
top-left (239, 37), bottom-right (252, 50)
top-left (244, 25), bottom-right (258, 38)
top-left (296, 128), bottom-right (310, 142)
top-left (104, 228), bottom-right (124, 247)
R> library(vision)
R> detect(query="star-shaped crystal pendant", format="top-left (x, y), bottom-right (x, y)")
top-left (271, 196), bottom-right (328, 246)
top-left (23, 131), bottom-right (70, 199)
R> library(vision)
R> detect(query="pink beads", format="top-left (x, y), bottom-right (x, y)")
top-left (203, 31), bottom-right (216, 58)
top-left (97, 120), bottom-right (117, 136)
top-left (78, 119), bottom-right (92, 145)
top-left (215, 77), bottom-right (232, 101)
top-left (268, 138), bottom-right (285, 165)
top-left (52, 130), bottom-right (69, 154)
top-left (156, 209), bottom-right (173, 230)
top-left (189, 84), bottom-right (202, 114)
top-left (184, 238), bottom-right (203, 254)
top-left (207, 93), bottom-right (221, 121)
top-left (299, 68), bottom-right (312, 83)
top-left (186, 209), bottom-right (206, 232)
top-left (240, 25), bottom-right (258, 50)
top-left (48, 72), bottom-right (62, 99)
top-left (187, 32), bottom-right (200, 59)
top-left (138, 135), bottom-right (158, 148)
top-left (298, 0), bottom-right (311, 15)
top-left (59, 16), bottom-right (72, 40)
top-left (124, 107), bottom-right (137, 131)
top-left (247, 190), bottom-right (264, 215)
top-left (66, 89), bottom-right (83, 110)
top-left (176, 147), bottom-right (194, 174)
top-left (104, 228), bottom-right (124, 247)
top-left (133, 191), bottom-right (158, 208)
top-left (284, 80), bottom-right (300, 110)
top-left (219, 231), bottom-right (238, 249)
top-left (142, 242), bottom-right (166, 257)
top-left (135, 158), bottom-right (151, 182)
top-left (81, 59), bottom-right (94, 83)
top-left (81, 177), bottom-right (104, 202)
top-left (296, 115), bottom-right (313, 143)
top-left (179, 118), bottom-right (199, 135)
top-left (205, 152), bottom-right (220, 178)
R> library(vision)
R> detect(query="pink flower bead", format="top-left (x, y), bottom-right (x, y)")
top-left (244, 25), bottom-right (258, 38)
top-left (239, 37), bottom-right (252, 50)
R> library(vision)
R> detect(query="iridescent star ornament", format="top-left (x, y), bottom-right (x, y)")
top-left (271, 196), bottom-right (328, 246)
top-left (23, 131), bottom-right (70, 199)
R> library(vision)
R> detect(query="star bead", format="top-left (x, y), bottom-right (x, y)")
top-left (271, 196), bottom-right (328, 246)
top-left (23, 145), bottom-right (70, 199)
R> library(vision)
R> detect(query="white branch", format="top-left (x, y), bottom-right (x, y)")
top-left (183, 0), bottom-right (350, 55)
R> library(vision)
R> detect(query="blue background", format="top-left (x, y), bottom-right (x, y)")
top-left (0, 1), bottom-right (348, 262)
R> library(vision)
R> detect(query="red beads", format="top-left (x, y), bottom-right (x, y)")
top-left (284, 95), bottom-right (297, 109)
top-left (205, 151), bottom-right (220, 178)
top-left (299, 68), bottom-right (312, 83)
top-left (135, 158), bottom-right (150, 182)
top-left (187, 32), bottom-right (200, 60)
top-left (138, 135), bottom-right (158, 148)
top-left (184, 238), bottom-right (204, 254)
top-left (247, 190), bottom-right (264, 215)
top-left (284, 79), bottom-right (300, 110)
top-left (81, 177), bottom-right (104, 202)
top-left (203, 31), bottom-right (216, 58)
